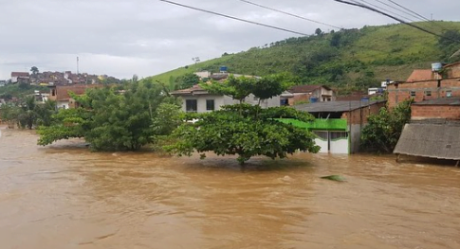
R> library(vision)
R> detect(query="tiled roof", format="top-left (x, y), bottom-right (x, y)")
top-left (56, 84), bottom-right (101, 101)
top-left (11, 72), bottom-right (30, 77)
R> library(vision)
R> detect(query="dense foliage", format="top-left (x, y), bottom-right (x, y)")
top-left (360, 100), bottom-right (412, 153)
top-left (37, 81), bottom-right (181, 151)
top-left (166, 75), bottom-right (319, 164)
top-left (0, 96), bottom-right (56, 129)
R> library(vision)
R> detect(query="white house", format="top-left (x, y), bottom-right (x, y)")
top-left (171, 84), bottom-right (280, 113)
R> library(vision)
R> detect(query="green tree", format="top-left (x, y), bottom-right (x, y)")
top-left (166, 75), bottom-right (319, 165)
top-left (38, 82), bottom-right (176, 151)
top-left (360, 100), bottom-right (412, 153)
top-left (30, 66), bottom-right (39, 75)
top-left (438, 29), bottom-right (460, 62)
top-left (174, 73), bottom-right (200, 90)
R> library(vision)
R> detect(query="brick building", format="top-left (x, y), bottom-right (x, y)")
top-left (387, 63), bottom-right (460, 108)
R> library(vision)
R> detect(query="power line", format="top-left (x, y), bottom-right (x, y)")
top-left (237, 0), bottom-right (343, 30)
top-left (157, 0), bottom-right (309, 36)
top-left (386, 0), bottom-right (430, 22)
top-left (350, 0), bottom-right (415, 22)
top-left (372, 0), bottom-right (427, 22)
top-left (332, 0), bottom-right (459, 43)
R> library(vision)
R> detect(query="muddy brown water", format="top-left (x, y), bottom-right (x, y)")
top-left (0, 128), bottom-right (459, 249)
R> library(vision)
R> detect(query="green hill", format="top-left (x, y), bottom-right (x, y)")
top-left (149, 21), bottom-right (460, 91)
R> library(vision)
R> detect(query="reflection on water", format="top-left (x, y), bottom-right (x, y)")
top-left (0, 128), bottom-right (459, 249)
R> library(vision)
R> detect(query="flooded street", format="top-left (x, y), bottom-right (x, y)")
top-left (0, 128), bottom-right (459, 249)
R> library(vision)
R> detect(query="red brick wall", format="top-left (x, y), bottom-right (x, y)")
top-left (387, 78), bottom-right (460, 108)
top-left (341, 102), bottom-right (385, 124)
top-left (411, 105), bottom-right (460, 120)
top-left (447, 64), bottom-right (460, 78)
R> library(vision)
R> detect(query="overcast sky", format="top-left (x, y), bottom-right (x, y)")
top-left (0, 0), bottom-right (459, 80)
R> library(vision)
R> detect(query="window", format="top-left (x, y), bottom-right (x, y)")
top-left (410, 91), bottom-right (416, 97)
top-left (206, 99), bottom-right (215, 111)
top-left (446, 90), bottom-right (452, 98)
top-left (185, 99), bottom-right (197, 112)
top-left (425, 90), bottom-right (432, 97)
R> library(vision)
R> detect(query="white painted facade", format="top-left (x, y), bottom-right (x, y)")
top-left (313, 130), bottom-right (349, 154)
top-left (57, 101), bottom-right (70, 109)
top-left (179, 94), bottom-right (281, 113)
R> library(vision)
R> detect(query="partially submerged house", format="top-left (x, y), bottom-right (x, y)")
top-left (171, 84), bottom-right (280, 113)
top-left (392, 62), bottom-right (460, 163)
top-left (284, 100), bottom-right (385, 154)
top-left (394, 97), bottom-right (460, 162)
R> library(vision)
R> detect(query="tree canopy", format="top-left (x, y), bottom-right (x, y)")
top-left (360, 100), bottom-right (412, 153)
top-left (166, 75), bottom-right (319, 164)
top-left (37, 81), bottom-right (180, 151)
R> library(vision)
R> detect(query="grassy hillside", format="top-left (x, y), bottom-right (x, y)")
top-left (149, 21), bottom-right (460, 91)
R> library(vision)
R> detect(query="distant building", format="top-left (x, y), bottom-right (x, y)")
top-left (0, 80), bottom-right (6, 87)
top-left (286, 100), bottom-right (385, 154)
top-left (387, 62), bottom-right (460, 108)
top-left (48, 84), bottom-right (101, 109)
top-left (281, 85), bottom-right (335, 106)
top-left (11, 72), bottom-right (30, 83)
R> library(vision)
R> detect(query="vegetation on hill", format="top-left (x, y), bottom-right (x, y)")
top-left (150, 21), bottom-right (460, 92)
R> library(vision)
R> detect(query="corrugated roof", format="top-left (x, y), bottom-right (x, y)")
top-left (294, 100), bottom-right (384, 113)
top-left (406, 69), bottom-right (436, 82)
top-left (394, 123), bottom-right (460, 160)
top-left (412, 97), bottom-right (460, 106)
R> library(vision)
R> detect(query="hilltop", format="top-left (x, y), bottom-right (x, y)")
top-left (149, 21), bottom-right (460, 91)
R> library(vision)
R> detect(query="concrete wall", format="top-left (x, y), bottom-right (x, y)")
top-left (411, 105), bottom-right (460, 120)
top-left (387, 78), bottom-right (460, 108)
top-left (57, 101), bottom-right (69, 109)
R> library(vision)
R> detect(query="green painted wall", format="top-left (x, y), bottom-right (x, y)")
top-left (278, 118), bottom-right (348, 131)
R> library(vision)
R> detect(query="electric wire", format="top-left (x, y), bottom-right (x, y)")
top-left (237, 0), bottom-right (343, 30)
top-left (332, 0), bottom-right (460, 43)
top-left (350, 0), bottom-right (416, 22)
top-left (372, 0), bottom-right (427, 22)
top-left (386, 0), bottom-right (430, 21)
top-left (157, 0), bottom-right (309, 36)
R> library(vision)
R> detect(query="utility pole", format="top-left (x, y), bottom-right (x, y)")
top-left (77, 57), bottom-right (80, 74)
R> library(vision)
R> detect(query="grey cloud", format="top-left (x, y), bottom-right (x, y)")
top-left (0, 0), bottom-right (459, 79)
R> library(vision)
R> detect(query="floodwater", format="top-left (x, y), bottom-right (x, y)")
top-left (0, 128), bottom-right (459, 249)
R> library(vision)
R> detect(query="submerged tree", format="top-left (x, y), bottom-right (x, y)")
top-left (37, 81), bottom-right (179, 151)
top-left (165, 74), bottom-right (319, 164)
top-left (360, 100), bottom-right (412, 153)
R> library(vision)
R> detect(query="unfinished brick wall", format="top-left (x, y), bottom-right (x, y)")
top-left (341, 102), bottom-right (385, 124)
top-left (387, 78), bottom-right (460, 108)
top-left (411, 105), bottom-right (460, 120)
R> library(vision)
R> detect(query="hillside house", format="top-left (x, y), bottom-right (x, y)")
top-left (11, 72), bottom-right (30, 83)
top-left (387, 62), bottom-right (460, 108)
top-left (171, 84), bottom-right (280, 113)
top-left (281, 85), bottom-right (335, 106)
top-left (0, 80), bottom-right (6, 87)
top-left (285, 100), bottom-right (385, 154)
